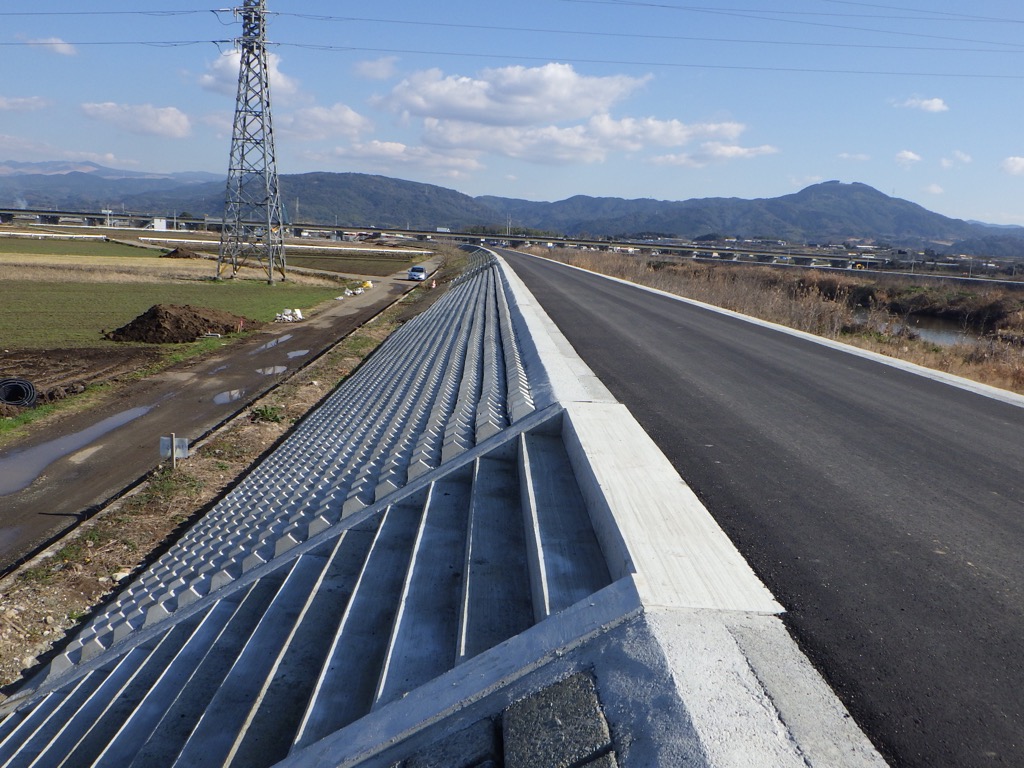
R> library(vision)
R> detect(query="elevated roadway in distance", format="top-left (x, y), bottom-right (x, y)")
top-left (497, 248), bottom-right (1024, 767)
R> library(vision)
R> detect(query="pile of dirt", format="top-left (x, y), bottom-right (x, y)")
top-left (106, 304), bottom-right (262, 344)
top-left (161, 247), bottom-right (206, 260)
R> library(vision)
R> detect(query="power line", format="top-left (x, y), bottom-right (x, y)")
top-left (267, 14), bottom-right (1024, 55)
top-left (0, 10), bottom-right (219, 17)
top-left (279, 43), bottom-right (1024, 80)
top-left (0, 40), bottom-right (228, 48)
top-left (5, 37), bottom-right (1024, 78)
top-left (816, 0), bottom-right (1024, 23)
top-left (557, 0), bottom-right (1024, 48)
top-left (558, 0), bottom-right (1024, 24)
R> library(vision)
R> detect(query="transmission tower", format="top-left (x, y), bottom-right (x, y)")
top-left (217, 0), bottom-right (286, 283)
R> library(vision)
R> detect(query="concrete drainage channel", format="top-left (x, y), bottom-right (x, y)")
top-left (0, 250), bottom-right (886, 767)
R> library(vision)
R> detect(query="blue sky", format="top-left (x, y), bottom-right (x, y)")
top-left (3, 1), bottom-right (1024, 223)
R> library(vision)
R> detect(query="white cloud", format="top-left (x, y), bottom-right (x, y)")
top-left (417, 114), bottom-right (754, 167)
top-left (355, 56), bottom-right (399, 81)
top-left (0, 133), bottom-right (137, 166)
top-left (1001, 157), bottom-right (1024, 176)
top-left (0, 96), bottom-right (50, 112)
top-left (587, 114), bottom-right (744, 151)
top-left (940, 149), bottom-right (972, 169)
top-left (26, 36), bottom-right (77, 56)
top-left (424, 119), bottom-right (601, 164)
top-left (200, 50), bottom-right (301, 101)
top-left (279, 104), bottom-right (373, 141)
top-left (924, 183), bottom-right (944, 195)
top-left (81, 102), bottom-right (192, 139)
top-left (324, 140), bottom-right (483, 179)
top-left (896, 150), bottom-right (922, 168)
top-left (348, 60), bottom-right (774, 175)
top-left (838, 152), bottom-right (870, 162)
top-left (652, 142), bottom-right (779, 168)
top-left (380, 63), bottom-right (649, 126)
top-left (895, 96), bottom-right (948, 113)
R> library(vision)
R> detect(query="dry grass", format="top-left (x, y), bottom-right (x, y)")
top-left (535, 248), bottom-right (1024, 394)
top-left (0, 254), bottom-right (340, 286)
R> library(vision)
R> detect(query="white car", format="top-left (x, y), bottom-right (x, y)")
top-left (408, 265), bottom-right (428, 281)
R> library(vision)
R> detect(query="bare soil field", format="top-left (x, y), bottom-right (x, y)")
top-left (0, 348), bottom-right (161, 414)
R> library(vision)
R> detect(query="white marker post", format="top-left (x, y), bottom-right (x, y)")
top-left (160, 433), bottom-right (190, 469)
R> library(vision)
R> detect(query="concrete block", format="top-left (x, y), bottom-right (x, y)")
top-left (242, 552), bottom-right (267, 572)
top-left (144, 602), bottom-right (172, 628)
top-left (274, 533), bottom-right (299, 557)
top-left (503, 673), bottom-right (611, 768)
top-left (406, 719), bottom-right (499, 768)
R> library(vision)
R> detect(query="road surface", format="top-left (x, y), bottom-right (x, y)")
top-left (500, 249), bottom-right (1024, 767)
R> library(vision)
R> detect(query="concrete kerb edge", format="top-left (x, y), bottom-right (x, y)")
top-left (494, 249), bottom-right (781, 614)
top-left (492, 251), bottom-right (615, 407)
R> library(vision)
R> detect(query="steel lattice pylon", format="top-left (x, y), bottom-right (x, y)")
top-left (218, 0), bottom-right (286, 283)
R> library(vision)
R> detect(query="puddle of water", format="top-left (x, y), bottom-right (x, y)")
top-left (209, 364), bottom-right (230, 374)
top-left (0, 406), bottom-right (152, 497)
top-left (250, 334), bottom-right (294, 355)
top-left (256, 366), bottom-right (288, 376)
top-left (287, 349), bottom-right (310, 359)
top-left (214, 389), bottom-right (246, 405)
top-left (853, 311), bottom-right (983, 348)
top-left (904, 316), bottom-right (982, 347)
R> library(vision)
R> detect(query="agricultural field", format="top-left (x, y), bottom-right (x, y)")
top-left (0, 234), bottom-right (421, 422)
top-left (0, 238), bottom-right (379, 349)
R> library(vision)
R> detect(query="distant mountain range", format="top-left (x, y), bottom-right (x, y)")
top-left (2, 160), bottom-right (1022, 256)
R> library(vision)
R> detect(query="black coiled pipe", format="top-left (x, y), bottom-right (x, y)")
top-left (0, 378), bottom-right (37, 407)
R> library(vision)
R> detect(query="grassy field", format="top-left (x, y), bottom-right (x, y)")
top-left (0, 239), bottom-right (396, 350)
top-left (0, 238), bottom-right (158, 259)
top-left (287, 252), bottom-right (419, 276)
top-left (0, 280), bottom-right (346, 348)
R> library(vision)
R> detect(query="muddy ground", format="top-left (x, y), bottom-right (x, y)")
top-left (0, 347), bottom-right (162, 416)
top-left (0, 304), bottom-right (259, 418)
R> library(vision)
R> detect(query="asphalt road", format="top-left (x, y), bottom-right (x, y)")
top-left (0, 273), bottom-right (418, 574)
top-left (499, 249), bottom-right (1024, 767)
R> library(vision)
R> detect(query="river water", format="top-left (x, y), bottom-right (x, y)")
top-left (854, 310), bottom-right (983, 347)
